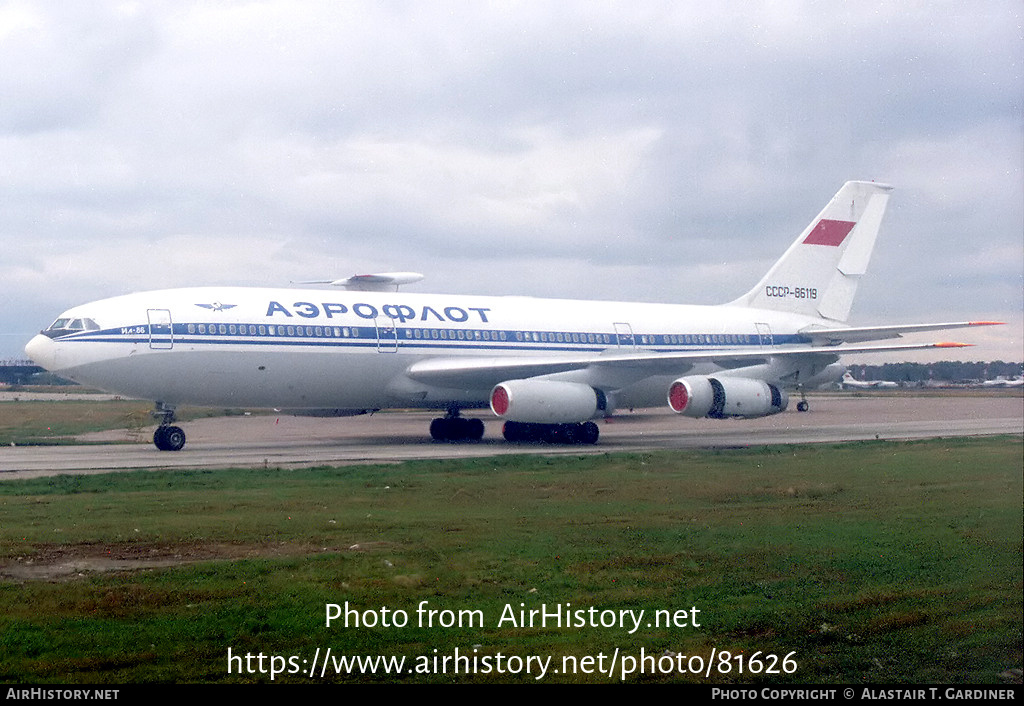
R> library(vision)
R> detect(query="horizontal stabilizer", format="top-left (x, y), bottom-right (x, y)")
top-left (800, 320), bottom-right (1003, 344)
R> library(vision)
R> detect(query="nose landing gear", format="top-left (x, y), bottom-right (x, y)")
top-left (152, 403), bottom-right (186, 451)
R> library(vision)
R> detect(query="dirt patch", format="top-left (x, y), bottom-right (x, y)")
top-left (0, 540), bottom-right (354, 583)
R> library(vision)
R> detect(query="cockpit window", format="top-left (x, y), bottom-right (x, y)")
top-left (43, 317), bottom-right (100, 338)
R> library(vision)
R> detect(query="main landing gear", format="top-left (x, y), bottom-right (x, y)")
top-left (428, 408), bottom-right (601, 445)
top-left (796, 385), bottom-right (810, 412)
top-left (152, 403), bottom-right (186, 451)
top-left (429, 408), bottom-right (485, 442)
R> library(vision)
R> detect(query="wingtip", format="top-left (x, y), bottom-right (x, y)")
top-left (934, 342), bottom-right (972, 348)
top-left (968, 321), bottom-right (1005, 326)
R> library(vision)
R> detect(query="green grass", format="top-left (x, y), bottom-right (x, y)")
top-left (0, 400), bottom-right (256, 445)
top-left (0, 437), bottom-right (1020, 683)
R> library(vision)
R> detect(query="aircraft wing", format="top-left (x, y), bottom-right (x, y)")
top-left (800, 321), bottom-right (1002, 344)
top-left (405, 340), bottom-right (973, 389)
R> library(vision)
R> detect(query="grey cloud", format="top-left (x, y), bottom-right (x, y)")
top-left (1, 1), bottom-right (1020, 359)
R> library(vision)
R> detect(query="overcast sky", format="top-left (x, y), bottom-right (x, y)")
top-left (2, 1), bottom-right (1021, 363)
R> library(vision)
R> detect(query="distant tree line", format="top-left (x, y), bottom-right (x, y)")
top-left (847, 361), bottom-right (1023, 383)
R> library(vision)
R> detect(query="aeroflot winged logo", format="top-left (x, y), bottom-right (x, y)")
top-left (194, 302), bottom-right (238, 312)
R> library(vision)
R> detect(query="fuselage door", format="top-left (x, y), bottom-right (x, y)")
top-left (376, 316), bottom-right (398, 353)
top-left (614, 322), bottom-right (636, 349)
top-left (148, 309), bottom-right (174, 350)
top-left (755, 322), bottom-right (774, 348)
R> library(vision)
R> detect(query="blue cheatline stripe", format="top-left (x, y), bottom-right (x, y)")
top-left (60, 323), bottom-right (810, 352)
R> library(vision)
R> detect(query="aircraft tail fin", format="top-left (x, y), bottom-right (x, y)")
top-left (730, 181), bottom-right (893, 323)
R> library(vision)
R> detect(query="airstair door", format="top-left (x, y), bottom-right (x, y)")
top-left (148, 309), bottom-right (174, 350)
top-left (613, 322), bottom-right (636, 349)
top-left (376, 316), bottom-right (398, 353)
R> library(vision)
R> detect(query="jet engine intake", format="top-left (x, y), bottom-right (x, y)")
top-left (668, 376), bottom-right (788, 419)
top-left (490, 380), bottom-right (605, 424)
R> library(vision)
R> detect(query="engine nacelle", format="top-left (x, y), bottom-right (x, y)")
top-left (667, 376), bottom-right (788, 419)
top-left (490, 380), bottom-right (605, 424)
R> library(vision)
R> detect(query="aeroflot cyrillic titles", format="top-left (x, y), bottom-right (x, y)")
top-left (266, 300), bottom-right (493, 323)
top-left (25, 181), bottom-right (1000, 450)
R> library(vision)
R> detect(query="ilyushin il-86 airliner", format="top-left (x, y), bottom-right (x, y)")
top-left (25, 181), bottom-right (999, 450)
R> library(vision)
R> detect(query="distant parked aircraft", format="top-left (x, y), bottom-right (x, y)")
top-left (980, 376), bottom-right (1024, 388)
top-left (840, 371), bottom-right (899, 389)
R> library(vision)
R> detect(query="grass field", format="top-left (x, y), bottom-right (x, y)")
top-left (0, 437), bottom-right (1020, 684)
top-left (0, 398), bottom-right (254, 446)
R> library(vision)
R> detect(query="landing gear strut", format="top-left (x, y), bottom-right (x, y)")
top-left (152, 403), bottom-right (186, 451)
top-left (796, 386), bottom-right (810, 412)
top-left (429, 408), bottom-right (485, 442)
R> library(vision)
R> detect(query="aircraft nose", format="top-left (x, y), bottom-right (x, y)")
top-left (25, 334), bottom-right (59, 371)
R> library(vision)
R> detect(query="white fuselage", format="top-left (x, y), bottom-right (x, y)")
top-left (25, 286), bottom-right (825, 413)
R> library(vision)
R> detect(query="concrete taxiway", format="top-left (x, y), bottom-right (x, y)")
top-left (1, 394), bottom-right (1021, 479)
